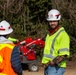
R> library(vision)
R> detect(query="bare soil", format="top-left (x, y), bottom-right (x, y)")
top-left (22, 60), bottom-right (76, 75)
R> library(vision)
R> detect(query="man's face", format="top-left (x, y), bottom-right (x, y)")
top-left (49, 21), bottom-right (59, 29)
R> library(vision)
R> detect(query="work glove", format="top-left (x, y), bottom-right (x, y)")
top-left (43, 61), bottom-right (55, 68)
top-left (53, 56), bottom-right (66, 65)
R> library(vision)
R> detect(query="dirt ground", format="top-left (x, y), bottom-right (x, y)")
top-left (22, 60), bottom-right (76, 75)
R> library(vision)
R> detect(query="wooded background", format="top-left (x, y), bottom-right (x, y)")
top-left (0, 0), bottom-right (76, 56)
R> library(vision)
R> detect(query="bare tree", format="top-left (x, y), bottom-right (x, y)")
top-left (51, 0), bottom-right (76, 22)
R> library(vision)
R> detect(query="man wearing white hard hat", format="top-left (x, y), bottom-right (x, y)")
top-left (0, 20), bottom-right (13, 43)
top-left (0, 20), bottom-right (19, 43)
top-left (0, 20), bottom-right (22, 75)
top-left (42, 9), bottom-right (70, 75)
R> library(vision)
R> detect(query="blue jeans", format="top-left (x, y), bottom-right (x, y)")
top-left (44, 65), bottom-right (66, 75)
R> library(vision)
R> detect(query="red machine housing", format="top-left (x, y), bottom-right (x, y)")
top-left (16, 37), bottom-right (45, 61)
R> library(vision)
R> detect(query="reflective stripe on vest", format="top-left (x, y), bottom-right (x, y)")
top-left (44, 29), bottom-right (65, 59)
top-left (0, 55), bottom-right (3, 63)
top-left (0, 73), bottom-right (7, 75)
top-left (0, 44), bottom-right (14, 64)
top-left (58, 48), bottom-right (69, 53)
top-left (0, 44), bottom-right (14, 50)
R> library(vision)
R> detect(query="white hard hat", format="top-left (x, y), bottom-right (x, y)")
top-left (47, 9), bottom-right (61, 21)
top-left (0, 20), bottom-right (13, 35)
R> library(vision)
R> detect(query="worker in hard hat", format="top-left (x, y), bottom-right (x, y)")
top-left (42, 9), bottom-right (70, 75)
top-left (0, 20), bottom-right (22, 75)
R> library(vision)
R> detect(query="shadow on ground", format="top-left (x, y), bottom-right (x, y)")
top-left (22, 63), bottom-right (29, 70)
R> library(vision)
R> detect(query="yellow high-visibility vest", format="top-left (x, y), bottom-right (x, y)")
top-left (42, 27), bottom-right (70, 68)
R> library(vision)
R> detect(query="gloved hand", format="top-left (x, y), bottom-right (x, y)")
top-left (48, 61), bottom-right (55, 66)
top-left (53, 56), bottom-right (66, 65)
top-left (16, 39), bottom-right (19, 42)
top-left (43, 61), bottom-right (55, 68)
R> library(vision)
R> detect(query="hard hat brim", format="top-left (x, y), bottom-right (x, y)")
top-left (47, 18), bottom-right (60, 21)
top-left (0, 28), bottom-right (13, 35)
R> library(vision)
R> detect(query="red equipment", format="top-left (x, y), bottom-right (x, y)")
top-left (16, 37), bottom-right (45, 71)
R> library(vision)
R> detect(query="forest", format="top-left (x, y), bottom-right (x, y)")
top-left (0, 0), bottom-right (76, 57)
